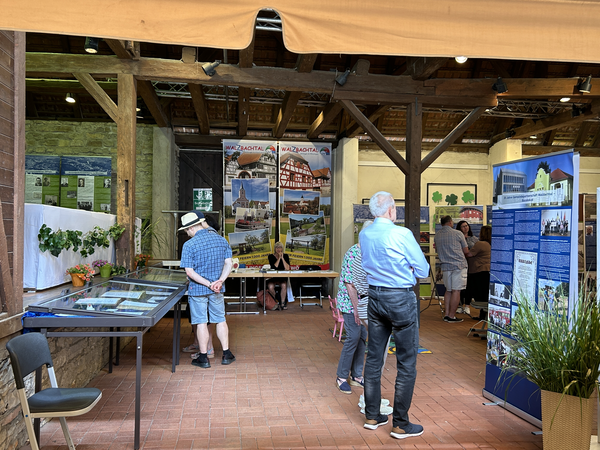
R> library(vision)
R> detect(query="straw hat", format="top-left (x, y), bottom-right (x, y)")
top-left (178, 211), bottom-right (205, 231)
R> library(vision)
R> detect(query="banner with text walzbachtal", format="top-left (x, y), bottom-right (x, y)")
top-left (483, 150), bottom-right (580, 427)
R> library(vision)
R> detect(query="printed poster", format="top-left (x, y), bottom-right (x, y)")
top-left (25, 155), bottom-right (61, 206)
top-left (60, 156), bottom-right (112, 212)
top-left (483, 150), bottom-right (580, 426)
top-left (279, 142), bottom-right (331, 268)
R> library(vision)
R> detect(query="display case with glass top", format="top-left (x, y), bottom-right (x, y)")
top-left (25, 279), bottom-right (186, 327)
top-left (114, 267), bottom-right (189, 287)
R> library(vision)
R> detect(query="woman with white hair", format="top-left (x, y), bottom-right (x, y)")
top-left (267, 241), bottom-right (290, 310)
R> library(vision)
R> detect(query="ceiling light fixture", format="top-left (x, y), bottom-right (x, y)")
top-left (65, 93), bottom-right (76, 103)
top-left (577, 75), bottom-right (592, 93)
top-left (335, 68), bottom-right (351, 86)
top-left (202, 60), bottom-right (221, 77)
top-left (560, 97), bottom-right (571, 103)
top-left (492, 77), bottom-right (508, 94)
top-left (455, 56), bottom-right (468, 64)
top-left (84, 37), bottom-right (100, 54)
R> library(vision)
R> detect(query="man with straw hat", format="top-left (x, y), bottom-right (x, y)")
top-left (179, 211), bottom-right (235, 368)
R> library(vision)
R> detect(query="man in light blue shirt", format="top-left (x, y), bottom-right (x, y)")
top-left (359, 191), bottom-right (429, 440)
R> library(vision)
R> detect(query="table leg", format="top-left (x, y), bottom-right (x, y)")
top-left (134, 332), bottom-right (143, 450)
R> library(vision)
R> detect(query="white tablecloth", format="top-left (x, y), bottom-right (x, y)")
top-left (24, 204), bottom-right (119, 290)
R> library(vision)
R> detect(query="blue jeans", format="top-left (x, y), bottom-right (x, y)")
top-left (336, 312), bottom-right (367, 380)
top-left (364, 286), bottom-right (418, 428)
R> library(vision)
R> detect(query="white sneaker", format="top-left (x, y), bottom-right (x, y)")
top-left (463, 306), bottom-right (471, 315)
top-left (456, 306), bottom-right (464, 314)
top-left (360, 405), bottom-right (394, 415)
top-left (358, 394), bottom-right (391, 409)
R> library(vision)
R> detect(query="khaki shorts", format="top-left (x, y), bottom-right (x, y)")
top-left (442, 268), bottom-right (467, 291)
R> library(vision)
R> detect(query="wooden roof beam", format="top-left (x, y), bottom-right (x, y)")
top-left (340, 99), bottom-right (409, 174)
top-left (574, 121), bottom-right (593, 147)
top-left (306, 102), bottom-right (343, 139)
top-left (188, 83), bottom-right (210, 135)
top-left (343, 104), bottom-right (390, 137)
top-left (403, 57), bottom-right (448, 81)
top-left (73, 72), bottom-right (118, 121)
top-left (237, 38), bottom-right (254, 136)
top-left (137, 79), bottom-right (170, 128)
top-left (492, 100), bottom-right (600, 141)
top-left (421, 107), bottom-right (485, 172)
top-left (273, 54), bottom-right (318, 138)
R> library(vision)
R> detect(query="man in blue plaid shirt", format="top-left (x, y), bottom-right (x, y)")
top-left (180, 211), bottom-right (235, 368)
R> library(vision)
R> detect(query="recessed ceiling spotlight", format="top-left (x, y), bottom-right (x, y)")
top-left (529, 135), bottom-right (537, 139)
top-left (455, 56), bottom-right (468, 64)
top-left (560, 97), bottom-right (571, 103)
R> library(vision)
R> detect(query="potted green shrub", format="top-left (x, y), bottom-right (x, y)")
top-left (100, 263), bottom-right (113, 278)
top-left (501, 286), bottom-right (600, 450)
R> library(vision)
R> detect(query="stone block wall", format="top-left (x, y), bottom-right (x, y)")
top-left (0, 333), bottom-right (127, 450)
top-left (25, 120), bottom-right (156, 220)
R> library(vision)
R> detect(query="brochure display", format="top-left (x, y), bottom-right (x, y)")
top-left (483, 150), bottom-right (580, 426)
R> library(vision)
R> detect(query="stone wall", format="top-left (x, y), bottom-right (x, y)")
top-left (0, 333), bottom-right (126, 450)
top-left (25, 120), bottom-right (156, 220)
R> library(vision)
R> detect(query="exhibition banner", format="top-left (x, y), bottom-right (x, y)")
top-left (483, 150), bottom-right (580, 426)
top-left (223, 139), bottom-right (277, 266)
top-left (279, 142), bottom-right (332, 268)
top-left (25, 155), bottom-right (61, 206)
top-left (60, 156), bottom-right (112, 212)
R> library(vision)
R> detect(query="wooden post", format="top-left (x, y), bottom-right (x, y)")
top-left (405, 101), bottom-right (422, 243)
top-left (116, 73), bottom-right (137, 269)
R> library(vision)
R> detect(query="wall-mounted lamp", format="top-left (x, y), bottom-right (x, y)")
top-left (577, 75), bottom-right (592, 93)
top-left (65, 93), bottom-right (76, 103)
top-left (492, 77), bottom-right (508, 94)
top-left (202, 60), bottom-right (221, 77)
top-left (335, 68), bottom-right (351, 86)
top-left (455, 56), bottom-right (468, 64)
top-left (84, 37), bottom-right (100, 54)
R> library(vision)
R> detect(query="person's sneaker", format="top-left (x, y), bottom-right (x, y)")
top-left (336, 378), bottom-right (352, 394)
top-left (221, 352), bottom-right (236, 365)
top-left (364, 414), bottom-right (389, 430)
top-left (456, 306), bottom-right (464, 314)
top-left (463, 305), bottom-right (471, 315)
top-left (191, 349), bottom-right (215, 359)
top-left (360, 405), bottom-right (393, 415)
top-left (358, 394), bottom-right (390, 409)
top-left (390, 423), bottom-right (424, 439)
top-left (445, 316), bottom-right (463, 323)
top-left (191, 357), bottom-right (210, 368)
top-left (349, 376), bottom-right (364, 388)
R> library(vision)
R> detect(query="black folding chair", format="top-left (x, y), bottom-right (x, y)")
top-left (6, 332), bottom-right (102, 450)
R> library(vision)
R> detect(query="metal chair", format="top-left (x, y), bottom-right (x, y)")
top-left (329, 296), bottom-right (345, 341)
top-left (6, 332), bottom-right (103, 450)
top-left (298, 265), bottom-right (324, 309)
top-left (468, 301), bottom-right (489, 339)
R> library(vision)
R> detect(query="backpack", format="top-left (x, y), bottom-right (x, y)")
top-left (257, 290), bottom-right (278, 310)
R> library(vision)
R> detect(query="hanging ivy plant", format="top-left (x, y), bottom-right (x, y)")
top-left (38, 223), bottom-right (125, 258)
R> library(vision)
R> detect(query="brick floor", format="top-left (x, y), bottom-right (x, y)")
top-left (35, 299), bottom-right (552, 449)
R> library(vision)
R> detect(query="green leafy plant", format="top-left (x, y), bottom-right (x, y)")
top-left (38, 224), bottom-right (82, 257)
top-left (108, 223), bottom-right (125, 241)
top-left (111, 264), bottom-right (127, 276)
top-left (501, 286), bottom-right (600, 399)
top-left (80, 226), bottom-right (110, 257)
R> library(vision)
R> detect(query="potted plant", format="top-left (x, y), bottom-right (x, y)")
top-left (500, 286), bottom-right (600, 450)
top-left (111, 265), bottom-right (127, 276)
top-left (65, 264), bottom-right (94, 287)
top-left (134, 253), bottom-right (151, 269)
top-left (100, 263), bottom-right (113, 278)
top-left (92, 259), bottom-right (108, 274)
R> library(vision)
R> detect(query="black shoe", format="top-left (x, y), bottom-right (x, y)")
top-left (390, 423), bottom-right (424, 439)
top-left (282, 300), bottom-right (288, 310)
top-left (222, 352), bottom-right (236, 365)
top-left (191, 357), bottom-right (211, 368)
top-left (364, 414), bottom-right (389, 430)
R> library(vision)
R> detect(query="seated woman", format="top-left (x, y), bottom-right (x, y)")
top-left (267, 241), bottom-right (290, 310)
top-left (467, 225), bottom-right (492, 319)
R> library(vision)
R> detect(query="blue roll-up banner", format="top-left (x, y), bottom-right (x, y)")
top-left (484, 150), bottom-right (580, 427)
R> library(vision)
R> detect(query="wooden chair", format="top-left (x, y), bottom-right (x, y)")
top-left (329, 296), bottom-right (345, 341)
top-left (6, 332), bottom-right (103, 450)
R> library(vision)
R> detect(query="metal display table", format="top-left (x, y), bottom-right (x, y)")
top-left (23, 277), bottom-right (187, 450)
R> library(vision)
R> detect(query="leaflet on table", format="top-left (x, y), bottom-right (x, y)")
top-left (102, 290), bottom-right (143, 299)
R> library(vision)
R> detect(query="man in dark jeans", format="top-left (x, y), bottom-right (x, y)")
top-left (359, 191), bottom-right (429, 440)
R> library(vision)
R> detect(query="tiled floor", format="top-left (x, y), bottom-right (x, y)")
top-left (36, 299), bottom-right (556, 449)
